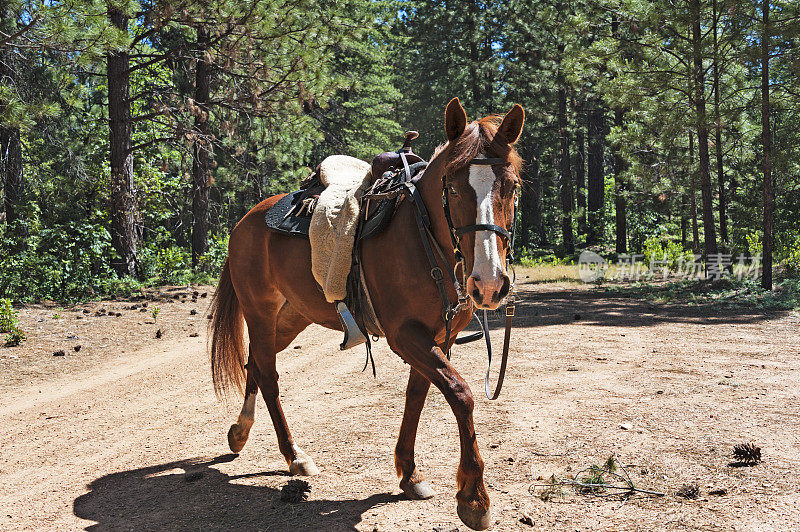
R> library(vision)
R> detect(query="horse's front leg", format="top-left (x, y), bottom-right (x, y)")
top-left (395, 367), bottom-right (436, 500)
top-left (392, 322), bottom-right (491, 531)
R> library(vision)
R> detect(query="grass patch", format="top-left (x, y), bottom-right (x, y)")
top-left (515, 263), bottom-right (649, 285)
top-left (517, 264), bottom-right (581, 284)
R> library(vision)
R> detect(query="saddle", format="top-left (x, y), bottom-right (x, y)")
top-left (264, 132), bottom-right (428, 359)
top-left (263, 185), bottom-right (323, 237)
top-left (264, 133), bottom-right (425, 240)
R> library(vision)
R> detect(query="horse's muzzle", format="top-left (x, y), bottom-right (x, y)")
top-left (467, 272), bottom-right (511, 310)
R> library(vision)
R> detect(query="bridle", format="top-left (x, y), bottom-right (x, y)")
top-left (440, 157), bottom-right (518, 400)
top-left (441, 157), bottom-right (517, 273)
top-left (366, 151), bottom-right (518, 399)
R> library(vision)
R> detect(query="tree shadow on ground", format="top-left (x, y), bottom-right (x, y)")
top-left (457, 283), bottom-right (786, 334)
top-left (73, 454), bottom-right (403, 531)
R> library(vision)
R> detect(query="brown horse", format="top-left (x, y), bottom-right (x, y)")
top-left (209, 97), bottom-right (524, 530)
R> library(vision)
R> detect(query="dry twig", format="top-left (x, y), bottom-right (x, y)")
top-left (529, 453), bottom-right (665, 500)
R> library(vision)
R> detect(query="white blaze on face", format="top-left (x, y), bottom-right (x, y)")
top-left (468, 156), bottom-right (503, 283)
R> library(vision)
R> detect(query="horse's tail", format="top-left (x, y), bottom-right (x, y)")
top-left (209, 258), bottom-right (246, 397)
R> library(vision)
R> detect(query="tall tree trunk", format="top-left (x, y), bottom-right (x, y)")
top-left (520, 143), bottom-right (544, 249)
top-left (467, 3), bottom-right (481, 109)
top-left (586, 104), bottom-right (604, 246)
top-left (0, 0), bottom-right (27, 249)
top-left (761, 0), bottom-right (772, 290)
top-left (690, 0), bottom-right (718, 258)
top-left (613, 109), bottom-right (627, 254)
top-left (575, 101), bottom-right (586, 237)
top-left (0, 126), bottom-right (26, 247)
top-left (681, 195), bottom-right (689, 250)
top-left (107, 7), bottom-right (139, 277)
top-left (557, 51), bottom-right (574, 255)
top-left (712, 0), bottom-right (728, 245)
top-left (191, 26), bottom-right (212, 267)
top-left (689, 132), bottom-right (700, 253)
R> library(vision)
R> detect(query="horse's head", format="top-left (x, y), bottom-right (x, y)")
top-left (438, 97), bottom-right (524, 310)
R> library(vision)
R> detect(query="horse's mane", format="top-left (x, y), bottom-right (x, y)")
top-left (433, 116), bottom-right (523, 179)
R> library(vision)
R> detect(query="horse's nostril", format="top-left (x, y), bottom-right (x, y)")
top-left (472, 287), bottom-right (481, 300)
top-left (498, 275), bottom-right (511, 299)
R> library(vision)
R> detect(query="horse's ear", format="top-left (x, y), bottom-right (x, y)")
top-left (497, 104), bottom-right (525, 144)
top-left (444, 97), bottom-right (467, 141)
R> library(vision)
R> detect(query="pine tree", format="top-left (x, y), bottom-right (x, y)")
top-left (760, 0), bottom-right (772, 289)
top-left (0, 0), bottom-right (28, 247)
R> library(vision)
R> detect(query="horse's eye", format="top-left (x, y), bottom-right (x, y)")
top-left (448, 185), bottom-right (458, 196)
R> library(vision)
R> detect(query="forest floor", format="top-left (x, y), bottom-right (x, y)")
top-left (1, 269), bottom-right (799, 531)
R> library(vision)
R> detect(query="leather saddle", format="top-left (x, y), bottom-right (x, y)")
top-left (263, 170), bottom-right (324, 237)
top-left (264, 132), bottom-right (426, 240)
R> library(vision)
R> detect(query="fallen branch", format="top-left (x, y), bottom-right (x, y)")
top-left (529, 453), bottom-right (665, 500)
top-left (562, 479), bottom-right (665, 497)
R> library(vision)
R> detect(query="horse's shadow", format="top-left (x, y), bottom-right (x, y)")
top-left (73, 454), bottom-right (403, 531)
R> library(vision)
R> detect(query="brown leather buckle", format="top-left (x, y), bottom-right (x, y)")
top-left (430, 267), bottom-right (444, 281)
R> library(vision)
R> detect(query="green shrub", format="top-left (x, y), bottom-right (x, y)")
top-left (144, 236), bottom-right (227, 286)
top-left (763, 278), bottom-right (800, 310)
top-left (0, 218), bottom-right (229, 302)
top-left (746, 231), bottom-right (762, 257)
top-left (197, 233), bottom-right (229, 275)
top-left (154, 246), bottom-right (192, 285)
top-left (518, 248), bottom-right (573, 267)
top-left (642, 236), bottom-right (692, 273)
top-left (0, 298), bottom-right (25, 347)
top-left (0, 219), bottom-right (118, 302)
top-left (0, 298), bottom-right (17, 332)
top-left (785, 248), bottom-right (800, 277)
top-left (776, 233), bottom-right (800, 277)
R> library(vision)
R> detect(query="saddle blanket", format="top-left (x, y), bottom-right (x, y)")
top-left (309, 155), bottom-right (372, 303)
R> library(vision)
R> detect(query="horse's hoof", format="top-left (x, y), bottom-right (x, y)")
top-left (457, 501), bottom-right (492, 531)
top-left (227, 424), bottom-right (249, 454)
top-left (289, 453), bottom-right (320, 476)
top-left (401, 480), bottom-right (436, 500)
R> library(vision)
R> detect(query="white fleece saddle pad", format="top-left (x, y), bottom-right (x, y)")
top-left (309, 155), bottom-right (372, 302)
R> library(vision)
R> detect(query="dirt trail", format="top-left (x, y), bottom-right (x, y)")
top-left (1, 279), bottom-right (799, 530)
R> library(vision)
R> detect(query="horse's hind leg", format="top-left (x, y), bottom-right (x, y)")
top-left (396, 367), bottom-right (436, 500)
top-left (249, 301), bottom-right (319, 475)
top-left (227, 349), bottom-right (260, 453)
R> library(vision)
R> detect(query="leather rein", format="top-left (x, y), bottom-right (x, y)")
top-left (370, 153), bottom-right (516, 400)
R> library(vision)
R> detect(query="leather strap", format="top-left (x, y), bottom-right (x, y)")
top-left (484, 300), bottom-right (514, 400)
top-left (455, 223), bottom-right (512, 242)
top-left (441, 154), bottom-right (518, 399)
top-left (403, 182), bottom-right (460, 356)
top-left (400, 151), bottom-right (412, 182)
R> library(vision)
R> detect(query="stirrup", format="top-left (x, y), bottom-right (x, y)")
top-left (336, 301), bottom-right (368, 350)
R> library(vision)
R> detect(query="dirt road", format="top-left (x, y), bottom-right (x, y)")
top-left (2, 279), bottom-right (799, 530)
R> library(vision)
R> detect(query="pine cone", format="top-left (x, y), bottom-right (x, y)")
top-left (281, 479), bottom-right (311, 503)
top-left (676, 483), bottom-right (700, 499)
top-left (733, 442), bottom-right (761, 465)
